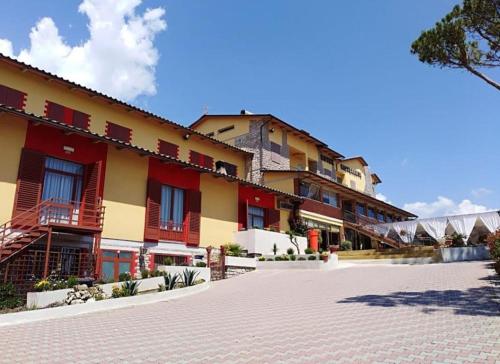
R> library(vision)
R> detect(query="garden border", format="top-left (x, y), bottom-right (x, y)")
top-left (0, 282), bottom-right (209, 327)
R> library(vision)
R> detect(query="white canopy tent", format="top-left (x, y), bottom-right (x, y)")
top-left (367, 210), bottom-right (500, 245)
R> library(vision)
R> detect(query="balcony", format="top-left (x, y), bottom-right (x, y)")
top-left (342, 210), bottom-right (380, 226)
top-left (159, 220), bottom-right (187, 242)
top-left (301, 198), bottom-right (343, 220)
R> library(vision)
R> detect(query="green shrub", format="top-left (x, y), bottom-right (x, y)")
top-left (118, 272), bottom-right (131, 282)
top-left (163, 257), bottom-right (174, 266)
top-left (308, 255), bottom-right (317, 261)
top-left (33, 279), bottom-right (52, 292)
top-left (274, 256), bottom-right (282, 261)
top-left (273, 243), bottom-right (278, 255)
top-left (304, 247), bottom-right (315, 254)
top-left (182, 269), bottom-right (200, 287)
top-left (121, 280), bottom-right (141, 296)
top-left (158, 284), bottom-right (166, 292)
top-left (111, 285), bottom-right (122, 298)
top-left (266, 258), bottom-right (274, 261)
top-left (163, 272), bottom-right (179, 291)
top-left (0, 283), bottom-right (21, 309)
top-left (195, 261), bottom-right (207, 267)
top-left (66, 276), bottom-right (79, 288)
top-left (298, 257), bottom-right (306, 261)
top-left (258, 256), bottom-right (266, 261)
top-left (140, 269), bottom-right (150, 279)
top-left (289, 255), bottom-right (297, 261)
top-left (223, 243), bottom-right (243, 257)
top-left (150, 270), bottom-right (163, 277)
top-left (286, 247), bottom-right (295, 255)
top-left (340, 240), bottom-right (353, 251)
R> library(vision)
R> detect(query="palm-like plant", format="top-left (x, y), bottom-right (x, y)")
top-left (121, 280), bottom-right (141, 296)
top-left (182, 269), bottom-right (200, 287)
top-left (163, 272), bottom-right (179, 291)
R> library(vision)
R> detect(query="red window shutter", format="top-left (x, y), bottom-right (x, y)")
top-left (186, 190), bottom-right (202, 246)
top-left (189, 150), bottom-right (200, 165)
top-left (45, 101), bottom-right (66, 123)
top-left (0, 84), bottom-right (27, 110)
top-left (144, 179), bottom-right (162, 241)
top-left (12, 149), bottom-right (45, 219)
top-left (158, 140), bottom-right (179, 158)
top-left (203, 155), bottom-right (214, 169)
top-left (238, 201), bottom-right (248, 230)
top-left (106, 122), bottom-right (132, 143)
top-left (72, 110), bottom-right (90, 130)
top-left (81, 161), bottom-right (102, 227)
top-left (266, 208), bottom-right (280, 231)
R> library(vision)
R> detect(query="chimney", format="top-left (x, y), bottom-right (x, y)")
top-left (240, 109), bottom-right (253, 115)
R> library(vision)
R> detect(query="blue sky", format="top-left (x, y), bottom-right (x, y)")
top-left (0, 0), bottom-right (498, 217)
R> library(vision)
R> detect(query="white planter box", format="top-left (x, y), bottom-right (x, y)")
top-left (257, 254), bottom-right (338, 270)
top-left (99, 276), bottom-right (165, 296)
top-left (156, 266), bottom-right (211, 282)
top-left (225, 256), bottom-right (256, 268)
top-left (440, 246), bottom-right (490, 262)
top-left (27, 289), bottom-right (73, 309)
top-left (235, 229), bottom-right (307, 255)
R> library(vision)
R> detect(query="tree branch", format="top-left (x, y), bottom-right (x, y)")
top-left (464, 64), bottom-right (500, 90)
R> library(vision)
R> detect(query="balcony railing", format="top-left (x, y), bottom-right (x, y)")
top-left (159, 220), bottom-right (187, 242)
top-left (301, 198), bottom-right (342, 220)
top-left (343, 210), bottom-right (381, 226)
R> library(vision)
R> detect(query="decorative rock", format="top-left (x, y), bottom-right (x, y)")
top-left (70, 299), bottom-right (84, 305)
top-left (74, 284), bottom-right (88, 291)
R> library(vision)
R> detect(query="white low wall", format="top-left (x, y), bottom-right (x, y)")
top-left (27, 289), bottom-right (73, 309)
top-left (235, 229), bottom-right (307, 255)
top-left (225, 256), bottom-right (256, 268)
top-left (440, 246), bottom-right (490, 262)
top-left (3, 283), bottom-right (209, 327)
top-left (156, 265), bottom-right (211, 282)
top-left (256, 254), bottom-right (338, 270)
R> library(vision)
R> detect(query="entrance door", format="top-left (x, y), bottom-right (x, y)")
top-left (101, 250), bottom-right (134, 281)
top-left (41, 157), bottom-right (84, 225)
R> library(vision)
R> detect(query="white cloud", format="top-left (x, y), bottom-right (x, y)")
top-left (0, 0), bottom-right (166, 101)
top-left (376, 193), bottom-right (392, 204)
top-left (0, 39), bottom-right (13, 57)
top-left (403, 196), bottom-right (496, 218)
top-left (471, 187), bottom-right (492, 198)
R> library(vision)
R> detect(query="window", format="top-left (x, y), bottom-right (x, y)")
top-left (0, 84), bottom-right (26, 110)
top-left (377, 212), bottom-right (385, 222)
top-left (367, 207), bottom-right (376, 219)
top-left (101, 250), bottom-right (134, 282)
top-left (323, 169), bottom-right (332, 177)
top-left (299, 182), bottom-right (320, 201)
top-left (386, 215), bottom-right (393, 223)
top-left (45, 101), bottom-right (90, 129)
top-left (218, 125), bottom-right (234, 134)
top-left (189, 150), bottom-right (214, 169)
top-left (158, 140), bottom-right (179, 158)
top-left (160, 185), bottom-right (184, 230)
top-left (106, 122), bottom-right (132, 143)
top-left (322, 190), bottom-right (338, 207)
top-left (270, 142), bottom-right (281, 162)
top-left (321, 155), bottom-right (334, 165)
top-left (356, 203), bottom-right (366, 216)
top-left (215, 161), bottom-right (237, 176)
top-left (248, 206), bottom-right (265, 229)
top-left (42, 157), bottom-right (84, 204)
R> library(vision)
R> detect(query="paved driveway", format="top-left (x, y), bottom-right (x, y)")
top-left (0, 262), bottom-right (499, 364)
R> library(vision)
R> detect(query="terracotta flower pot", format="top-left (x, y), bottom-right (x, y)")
top-left (321, 254), bottom-right (329, 263)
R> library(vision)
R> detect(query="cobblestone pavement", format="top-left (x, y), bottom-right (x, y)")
top-left (0, 262), bottom-right (499, 364)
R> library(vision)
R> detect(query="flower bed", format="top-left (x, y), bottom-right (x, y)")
top-left (256, 254), bottom-right (338, 270)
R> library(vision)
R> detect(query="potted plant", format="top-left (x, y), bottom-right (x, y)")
top-left (320, 251), bottom-right (329, 262)
top-left (329, 244), bottom-right (340, 253)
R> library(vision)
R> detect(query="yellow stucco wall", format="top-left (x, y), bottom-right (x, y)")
top-left (0, 114), bottom-right (27, 224)
top-left (337, 159), bottom-right (367, 192)
top-left (262, 173), bottom-right (295, 195)
top-left (101, 148), bottom-right (148, 242)
top-left (193, 118), bottom-right (250, 145)
top-left (199, 174), bottom-right (238, 247)
top-left (0, 63), bottom-right (246, 178)
top-left (279, 208), bottom-right (291, 232)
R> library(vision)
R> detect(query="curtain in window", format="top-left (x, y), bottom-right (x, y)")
top-left (172, 188), bottom-right (184, 230)
top-left (160, 185), bottom-right (172, 228)
top-left (248, 206), bottom-right (264, 229)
